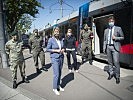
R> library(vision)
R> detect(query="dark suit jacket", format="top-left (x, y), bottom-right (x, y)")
top-left (103, 26), bottom-right (124, 52)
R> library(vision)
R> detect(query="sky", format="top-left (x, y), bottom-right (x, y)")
top-left (29, 0), bottom-right (89, 32)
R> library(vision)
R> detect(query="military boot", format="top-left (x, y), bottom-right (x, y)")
top-left (116, 78), bottom-right (120, 84)
top-left (36, 68), bottom-right (41, 74)
top-left (89, 60), bottom-right (93, 65)
top-left (13, 81), bottom-right (17, 89)
top-left (41, 66), bottom-right (48, 72)
top-left (22, 77), bottom-right (30, 83)
top-left (41, 66), bottom-right (48, 71)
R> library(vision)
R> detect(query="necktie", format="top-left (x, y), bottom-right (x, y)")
top-left (109, 28), bottom-right (112, 44)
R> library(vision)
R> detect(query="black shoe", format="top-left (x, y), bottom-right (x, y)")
top-left (107, 73), bottom-right (114, 80)
top-left (116, 78), bottom-right (120, 84)
top-left (13, 81), bottom-right (17, 89)
top-left (81, 60), bottom-right (84, 65)
top-left (22, 77), bottom-right (30, 83)
top-left (36, 68), bottom-right (41, 74)
top-left (89, 61), bottom-right (92, 65)
top-left (42, 67), bottom-right (48, 71)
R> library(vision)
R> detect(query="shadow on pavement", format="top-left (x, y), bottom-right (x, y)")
top-left (127, 84), bottom-right (133, 92)
top-left (44, 63), bottom-right (52, 69)
top-left (24, 56), bottom-right (32, 60)
top-left (104, 65), bottom-right (133, 72)
top-left (61, 72), bottom-right (74, 88)
top-left (39, 63), bottom-right (51, 72)
top-left (27, 71), bottom-right (42, 81)
top-left (17, 81), bottom-right (24, 88)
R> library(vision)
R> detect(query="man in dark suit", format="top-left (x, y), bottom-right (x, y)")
top-left (103, 16), bottom-right (124, 84)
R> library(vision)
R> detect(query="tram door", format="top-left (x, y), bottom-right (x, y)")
top-left (92, 14), bottom-right (113, 55)
top-left (92, 21), bottom-right (100, 55)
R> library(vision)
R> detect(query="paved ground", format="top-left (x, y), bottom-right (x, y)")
top-left (0, 78), bottom-right (31, 100)
top-left (0, 49), bottom-right (133, 100)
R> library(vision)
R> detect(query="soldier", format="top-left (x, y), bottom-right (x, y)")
top-left (29, 29), bottom-right (48, 74)
top-left (5, 31), bottom-right (29, 89)
top-left (80, 24), bottom-right (93, 65)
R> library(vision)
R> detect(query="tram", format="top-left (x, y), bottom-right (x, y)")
top-left (44, 0), bottom-right (133, 67)
top-left (87, 0), bottom-right (133, 67)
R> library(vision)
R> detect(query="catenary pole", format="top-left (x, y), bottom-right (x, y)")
top-left (0, 0), bottom-right (8, 68)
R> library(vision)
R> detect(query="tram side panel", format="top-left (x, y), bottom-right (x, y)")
top-left (92, 5), bottom-right (132, 67)
top-left (114, 6), bottom-right (132, 67)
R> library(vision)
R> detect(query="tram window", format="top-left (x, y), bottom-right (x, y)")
top-left (114, 6), bottom-right (131, 45)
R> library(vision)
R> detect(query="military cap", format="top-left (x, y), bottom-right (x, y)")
top-left (10, 31), bottom-right (17, 36)
top-left (83, 24), bottom-right (91, 29)
top-left (33, 29), bottom-right (38, 33)
top-left (83, 24), bottom-right (89, 28)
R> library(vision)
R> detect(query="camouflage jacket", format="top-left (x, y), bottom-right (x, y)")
top-left (29, 35), bottom-right (43, 52)
top-left (5, 39), bottom-right (24, 62)
top-left (81, 30), bottom-right (93, 44)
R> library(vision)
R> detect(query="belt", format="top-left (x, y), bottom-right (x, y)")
top-left (66, 48), bottom-right (75, 51)
top-left (107, 44), bottom-right (114, 46)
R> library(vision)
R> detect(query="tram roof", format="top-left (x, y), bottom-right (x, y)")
top-left (56, 11), bottom-right (79, 25)
top-left (89, 0), bottom-right (122, 12)
top-left (44, 0), bottom-right (128, 30)
top-left (44, 11), bottom-right (78, 30)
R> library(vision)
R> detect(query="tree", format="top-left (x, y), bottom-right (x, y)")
top-left (5, 0), bottom-right (43, 33)
top-left (15, 14), bottom-right (34, 34)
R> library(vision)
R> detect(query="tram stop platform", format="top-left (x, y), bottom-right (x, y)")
top-left (0, 49), bottom-right (133, 100)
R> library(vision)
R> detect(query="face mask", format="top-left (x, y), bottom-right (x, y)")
top-left (12, 35), bottom-right (18, 41)
top-left (109, 22), bottom-right (114, 27)
top-left (54, 32), bottom-right (59, 37)
top-left (34, 32), bottom-right (38, 36)
top-left (67, 32), bottom-right (72, 36)
top-left (84, 27), bottom-right (88, 31)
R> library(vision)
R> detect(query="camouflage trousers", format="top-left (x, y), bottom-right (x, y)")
top-left (32, 50), bottom-right (45, 67)
top-left (81, 43), bottom-right (92, 60)
top-left (10, 60), bottom-right (26, 81)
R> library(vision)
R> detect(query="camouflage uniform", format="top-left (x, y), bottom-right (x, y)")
top-left (29, 33), bottom-right (46, 73)
top-left (5, 39), bottom-right (26, 80)
top-left (81, 29), bottom-right (93, 64)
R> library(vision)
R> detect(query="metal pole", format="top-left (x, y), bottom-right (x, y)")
top-left (0, 0), bottom-right (8, 68)
top-left (59, 0), bottom-right (63, 17)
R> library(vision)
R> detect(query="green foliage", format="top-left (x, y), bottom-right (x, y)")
top-left (15, 14), bottom-right (34, 34)
top-left (5, 0), bottom-right (43, 33)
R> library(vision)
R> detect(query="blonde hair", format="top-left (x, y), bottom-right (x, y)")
top-left (53, 27), bottom-right (60, 31)
top-left (52, 27), bottom-right (60, 36)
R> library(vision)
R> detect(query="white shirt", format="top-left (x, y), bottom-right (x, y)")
top-left (55, 38), bottom-right (61, 50)
top-left (107, 26), bottom-right (115, 44)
